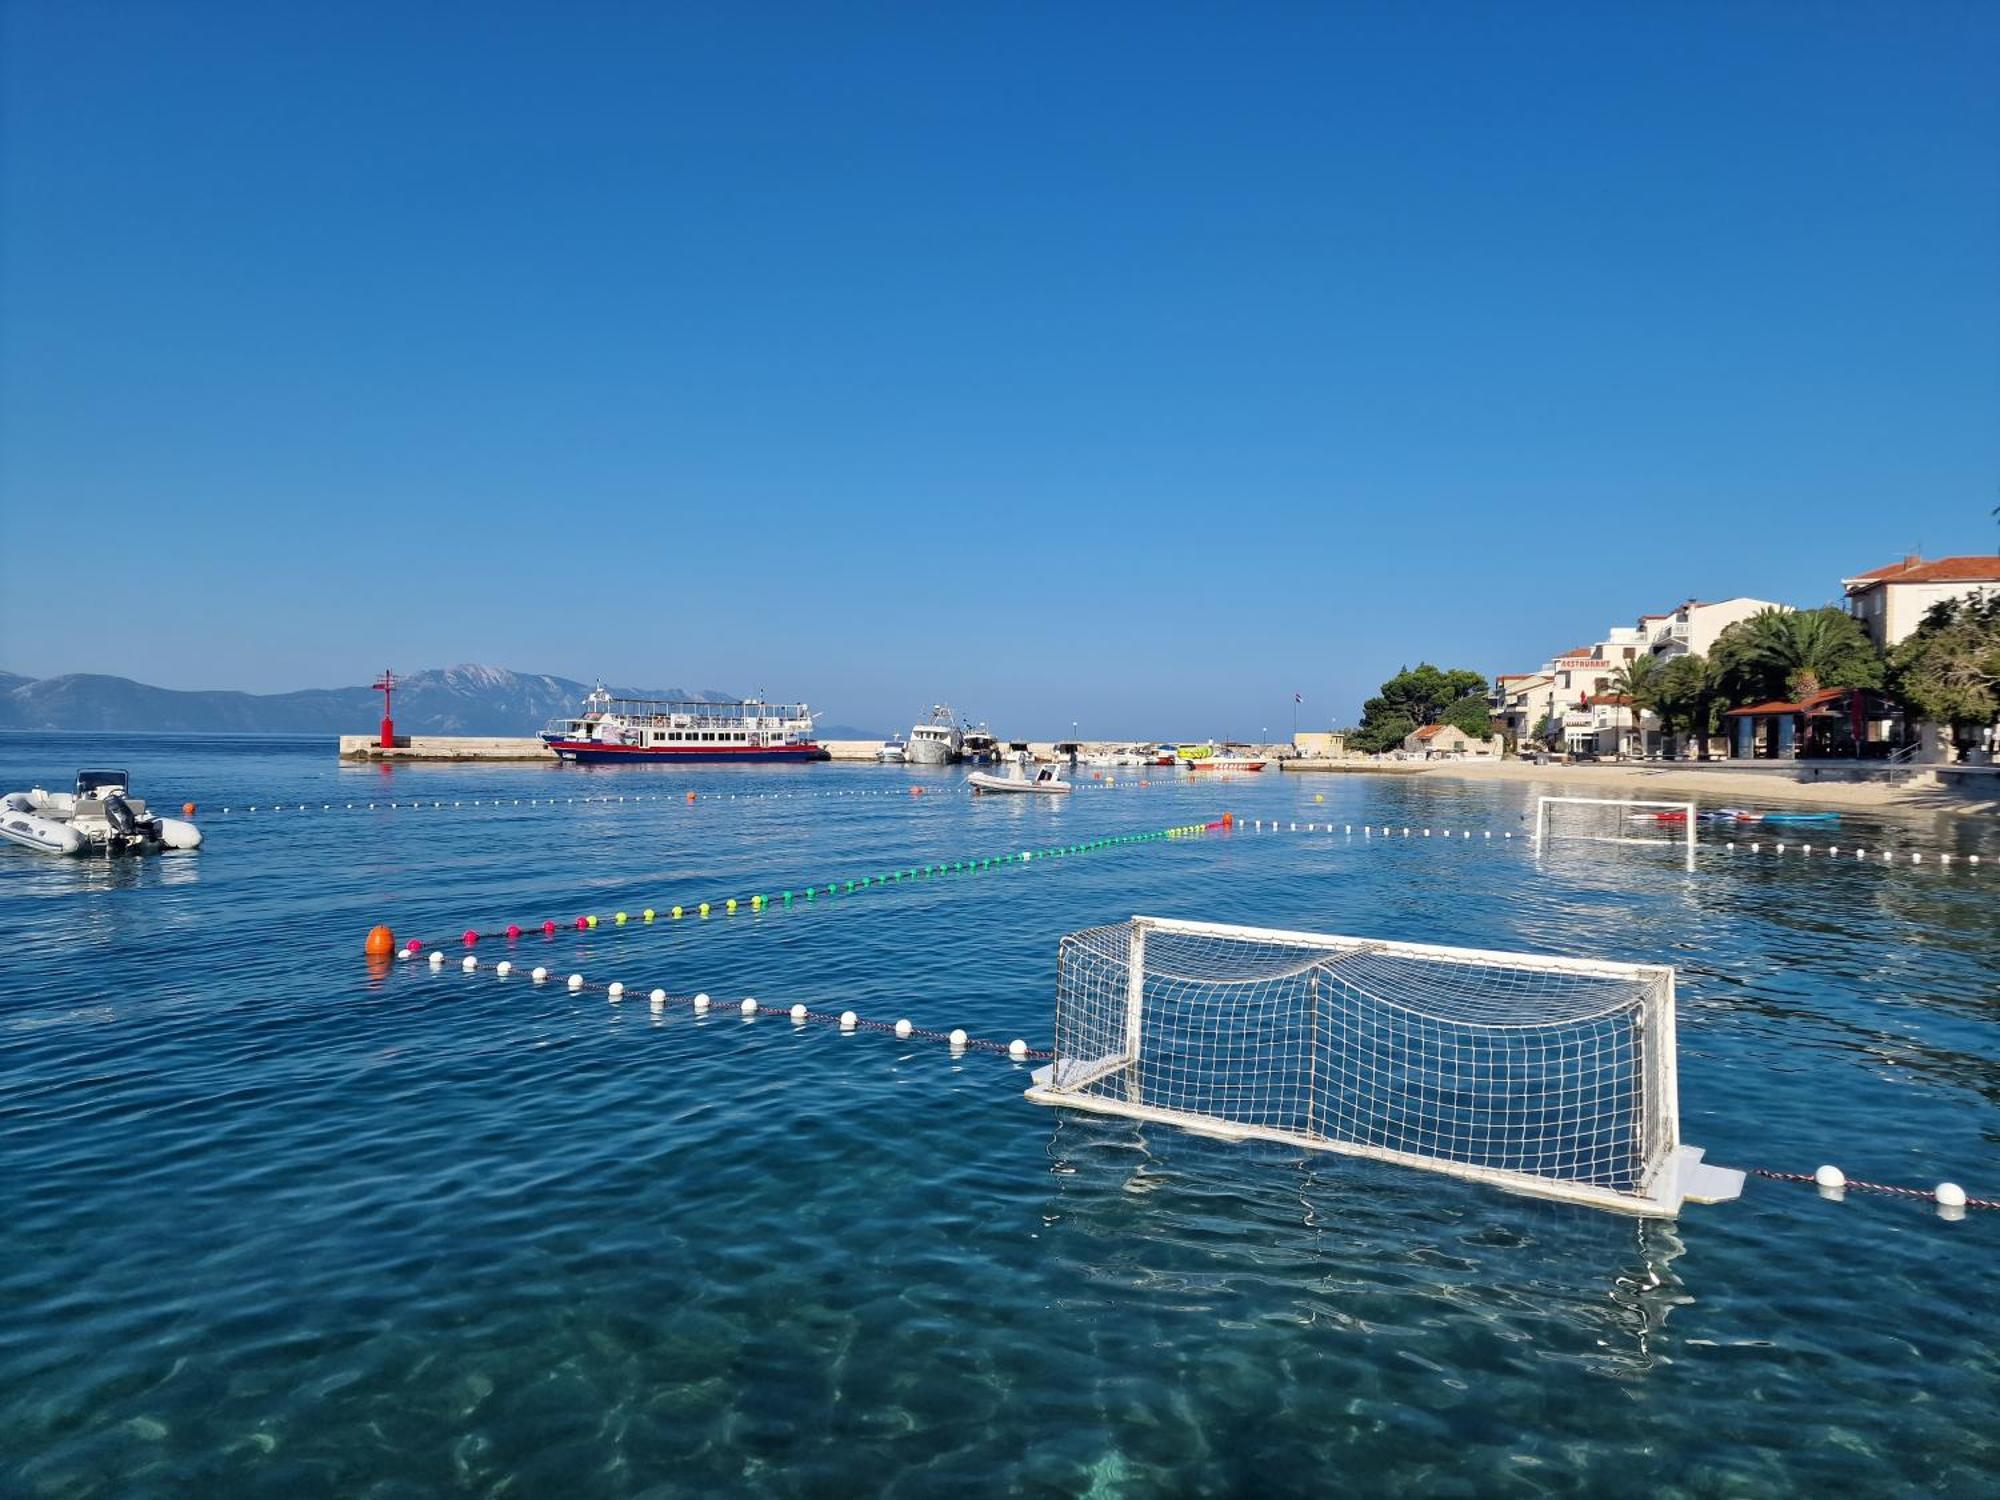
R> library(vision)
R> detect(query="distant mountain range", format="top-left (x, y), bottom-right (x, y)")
top-left (0, 665), bottom-right (882, 739)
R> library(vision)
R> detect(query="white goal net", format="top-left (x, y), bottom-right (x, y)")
top-left (1535, 796), bottom-right (1696, 864)
top-left (1025, 916), bottom-right (1741, 1216)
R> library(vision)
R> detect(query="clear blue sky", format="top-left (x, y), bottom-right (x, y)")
top-left (2, 2), bottom-right (1995, 737)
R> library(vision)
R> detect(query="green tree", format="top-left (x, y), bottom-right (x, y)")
top-left (1439, 696), bottom-right (1493, 740)
top-left (1653, 652), bottom-right (1722, 759)
top-left (1351, 663), bottom-right (1491, 752)
top-left (1712, 607), bottom-right (1885, 706)
top-left (1890, 592), bottom-right (2000, 730)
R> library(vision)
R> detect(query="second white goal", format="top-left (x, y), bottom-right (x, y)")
top-left (1535, 796), bottom-right (1696, 863)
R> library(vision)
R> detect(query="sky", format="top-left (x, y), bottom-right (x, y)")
top-left (2, 2), bottom-right (1995, 738)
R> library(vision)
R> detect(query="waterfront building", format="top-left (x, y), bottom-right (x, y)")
top-left (1640, 597), bottom-right (1789, 660)
top-left (1841, 554), bottom-right (2000, 648)
top-left (1400, 723), bottom-right (1502, 758)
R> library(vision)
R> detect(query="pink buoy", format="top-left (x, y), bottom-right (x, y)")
top-left (463, 930), bottom-right (479, 946)
top-left (574, 916), bottom-right (589, 930)
top-left (506, 924), bottom-right (522, 940)
top-left (542, 919), bottom-right (557, 936)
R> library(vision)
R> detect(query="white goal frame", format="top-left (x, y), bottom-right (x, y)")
top-left (1535, 795), bottom-right (1696, 868)
top-left (1025, 915), bottom-right (1743, 1217)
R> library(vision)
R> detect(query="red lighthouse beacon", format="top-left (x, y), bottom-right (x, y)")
top-left (373, 668), bottom-right (398, 748)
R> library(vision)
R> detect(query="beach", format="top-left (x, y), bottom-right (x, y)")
top-left (1413, 756), bottom-right (2000, 818)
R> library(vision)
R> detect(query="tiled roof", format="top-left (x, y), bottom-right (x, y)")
top-left (1845, 555), bottom-right (2000, 589)
top-left (1723, 687), bottom-right (1868, 717)
top-left (1584, 694), bottom-right (1633, 707)
top-left (1412, 724), bottom-right (1446, 740)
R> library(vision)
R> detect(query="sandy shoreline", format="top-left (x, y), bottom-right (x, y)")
top-left (1409, 758), bottom-right (1998, 818)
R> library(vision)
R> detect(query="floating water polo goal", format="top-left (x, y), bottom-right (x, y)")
top-left (1535, 795), bottom-right (1697, 866)
top-left (1025, 916), bottom-right (1742, 1216)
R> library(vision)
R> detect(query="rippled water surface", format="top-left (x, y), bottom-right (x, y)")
top-left (2, 735), bottom-right (1995, 1497)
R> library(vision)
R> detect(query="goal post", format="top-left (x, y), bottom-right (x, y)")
top-left (1535, 795), bottom-right (1696, 865)
top-left (1027, 916), bottom-right (1742, 1217)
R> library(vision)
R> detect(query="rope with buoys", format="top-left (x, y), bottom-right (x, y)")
top-left (380, 815), bottom-right (1233, 956)
top-left (415, 955), bottom-right (1049, 1061)
top-left (1750, 1166), bottom-right (1993, 1215)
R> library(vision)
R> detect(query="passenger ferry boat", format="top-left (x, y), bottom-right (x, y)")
top-left (541, 686), bottom-right (829, 764)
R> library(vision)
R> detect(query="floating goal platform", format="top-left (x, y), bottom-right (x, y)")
top-left (1026, 916), bottom-right (1742, 1217)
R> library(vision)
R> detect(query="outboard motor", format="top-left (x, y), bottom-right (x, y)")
top-left (103, 793), bottom-right (139, 838)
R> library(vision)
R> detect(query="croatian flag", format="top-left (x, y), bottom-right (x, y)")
top-left (1294, 692), bottom-right (1303, 703)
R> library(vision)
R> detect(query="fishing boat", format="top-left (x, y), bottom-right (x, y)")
top-left (906, 706), bottom-right (964, 766)
top-left (541, 686), bottom-right (829, 763)
top-left (961, 726), bottom-right (1001, 764)
top-left (2, 770), bottom-right (203, 857)
top-left (969, 766), bottom-right (1071, 795)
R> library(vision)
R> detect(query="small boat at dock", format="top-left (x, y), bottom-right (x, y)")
top-left (1188, 755), bottom-right (1266, 772)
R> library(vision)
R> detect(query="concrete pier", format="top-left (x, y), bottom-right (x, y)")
top-left (339, 735), bottom-right (556, 763)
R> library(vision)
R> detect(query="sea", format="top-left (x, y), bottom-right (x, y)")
top-left (1, 734), bottom-right (1994, 1497)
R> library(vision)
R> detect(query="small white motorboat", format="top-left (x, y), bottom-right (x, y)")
top-left (1, 769), bottom-right (203, 857)
top-left (876, 737), bottom-right (908, 764)
top-left (969, 766), bottom-right (1071, 795)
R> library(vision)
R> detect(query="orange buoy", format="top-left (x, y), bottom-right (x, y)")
top-left (910, 786), bottom-right (922, 796)
top-left (364, 924), bottom-right (395, 957)
top-left (1222, 811), bottom-right (1233, 828)
top-left (182, 801), bottom-right (197, 817)
top-left (685, 791), bottom-right (697, 803)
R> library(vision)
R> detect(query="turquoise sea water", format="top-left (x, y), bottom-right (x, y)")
top-left (2, 735), bottom-right (1995, 1497)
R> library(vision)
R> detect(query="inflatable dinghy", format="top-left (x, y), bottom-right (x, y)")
top-left (969, 767), bottom-right (1072, 794)
top-left (1, 770), bottom-right (202, 857)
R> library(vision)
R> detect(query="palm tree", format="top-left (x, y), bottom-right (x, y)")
top-left (1713, 607), bottom-right (1884, 706)
top-left (1605, 656), bottom-right (1663, 759)
top-left (1655, 652), bottom-right (1720, 759)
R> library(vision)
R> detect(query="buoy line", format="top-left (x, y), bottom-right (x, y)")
top-left (1237, 820), bottom-right (1989, 869)
top-left (1750, 1166), bottom-right (1992, 1216)
top-left (422, 957), bottom-right (1049, 1061)
top-left (379, 816), bottom-right (1232, 957)
top-left (199, 776), bottom-right (1173, 819)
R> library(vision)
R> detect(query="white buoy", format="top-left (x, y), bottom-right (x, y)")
top-left (532, 966), bottom-right (549, 983)
top-left (1814, 1164), bottom-right (1845, 1188)
top-left (462, 955), bottom-right (478, 973)
top-left (1008, 1039), bottom-right (1028, 1059)
top-left (949, 1028), bottom-right (968, 1047)
top-left (397, 949), bottom-right (411, 961)
top-left (567, 973), bottom-right (584, 991)
top-left (694, 992), bottom-right (711, 1014)
top-left (740, 997), bottom-right (758, 1016)
top-left (894, 1018), bottom-right (913, 1038)
top-left (789, 1003), bottom-right (808, 1022)
top-left (1936, 1182), bottom-right (1967, 1208)
top-left (607, 981), bottom-right (625, 1001)
top-left (1776, 843), bottom-right (1785, 854)
top-left (495, 960), bottom-right (512, 977)
top-left (840, 1010), bottom-right (858, 1031)
top-left (428, 950), bottom-right (445, 969)
top-left (650, 988), bottom-right (667, 1009)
